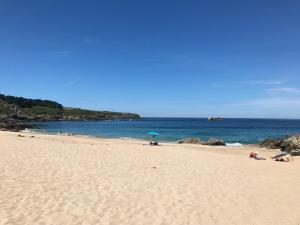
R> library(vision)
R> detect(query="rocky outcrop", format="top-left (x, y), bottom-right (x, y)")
top-left (0, 119), bottom-right (36, 132)
top-left (280, 135), bottom-right (300, 156)
top-left (178, 138), bottom-right (203, 144)
top-left (259, 138), bottom-right (284, 149)
top-left (260, 134), bottom-right (300, 156)
top-left (178, 137), bottom-right (226, 146)
top-left (202, 138), bottom-right (226, 146)
top-left (290, 150), bottom-right (300, 156)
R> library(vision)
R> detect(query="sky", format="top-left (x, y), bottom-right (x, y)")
top-left (0, 0), bottom-right (300, 118)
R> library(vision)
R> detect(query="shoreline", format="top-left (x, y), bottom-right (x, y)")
top-left (22, 124), bottom-right (300, 156)
top-left (7, 118), bottom-right (299, 150)
top-left (23, 128), bottom-right (254, 147)
top-left (0, 130), bottom-right (285, 158)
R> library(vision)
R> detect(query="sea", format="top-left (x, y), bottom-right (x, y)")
top-left (30, 118), bottom-right (300, 145)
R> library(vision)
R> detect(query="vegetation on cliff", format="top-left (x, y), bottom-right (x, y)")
top-left (0, 94), bottom-right (141, 131)
top-left (63, 107), bottom-right (140, 120)
top-left (0, 94), bottom-right (63, 110)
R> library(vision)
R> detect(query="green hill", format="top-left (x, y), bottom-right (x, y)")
top-left (63, 107), bottom-right (140, 120)
top-left (0, 94), bottom-right (141, 121)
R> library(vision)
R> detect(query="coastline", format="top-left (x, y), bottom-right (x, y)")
top-left (1, 130), bottom-right (299, 225)
top-left (20, 118), bottom-right (300, 147)
top-left (23, 128), bottom-right (250, 147)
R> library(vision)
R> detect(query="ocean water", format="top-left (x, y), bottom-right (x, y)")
top-left (31, 118), bottom-right (300, 144)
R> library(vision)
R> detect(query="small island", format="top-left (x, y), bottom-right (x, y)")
top-left (208, 117), bottom-right (223, 121)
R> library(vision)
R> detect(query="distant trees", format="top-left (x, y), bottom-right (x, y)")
top-left (0, 94), bottom-right (63, 110)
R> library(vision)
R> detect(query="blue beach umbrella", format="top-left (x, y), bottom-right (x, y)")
top-left (147, 132), bottom-right (159, 144)
top-left (147, 132), bottom-right (159, 136)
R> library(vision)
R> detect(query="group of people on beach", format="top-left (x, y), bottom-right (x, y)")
top-left (250, 151), bottom-right (293, 162)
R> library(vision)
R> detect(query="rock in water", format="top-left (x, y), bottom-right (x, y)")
top-left (0, 119), bottom-right (35, 132)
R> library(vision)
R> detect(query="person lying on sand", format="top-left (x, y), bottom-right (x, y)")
top-left (249, 152), bottom-right (266, 160)
top-left (271, 152), bottom-right (293, 162)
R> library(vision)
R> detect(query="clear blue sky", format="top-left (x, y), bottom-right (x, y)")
top-left (1, 0), bottom-right (300, 118)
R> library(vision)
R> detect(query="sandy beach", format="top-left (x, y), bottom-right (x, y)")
top-left (0, 131), bottom-right (299, 225)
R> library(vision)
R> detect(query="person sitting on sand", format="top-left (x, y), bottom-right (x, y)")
top-left (249, 152), bottom-right (266, 160)
top-left (149, 141), bottom-right (159, 146)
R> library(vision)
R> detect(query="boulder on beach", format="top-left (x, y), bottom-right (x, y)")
top-left (178, 137), bottom-right (226, 146)
top-left (290, 150), bottom-right (300, 156)
top-left (259, 138), bottom-right (284, 149)
top-left (260, 134), bottom-right (300, 156)
top-left (282, 134), bottom-right (300, 156)
top-left (202, 138), bottom-right (226, 146)
top-left (178, 138), bottom-right (203, 144)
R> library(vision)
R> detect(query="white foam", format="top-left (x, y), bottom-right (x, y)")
top-left (120, 137), bottom-right (135, 140)
top-left (226, 143), bottom-right (244, 147)
top-left (21, 128), bottom-right (32, 133)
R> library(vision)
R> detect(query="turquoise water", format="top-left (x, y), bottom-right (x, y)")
top-left (32, 118), bottom-right (300, 144)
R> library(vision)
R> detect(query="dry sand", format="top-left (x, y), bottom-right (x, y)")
top-left (0, 131), bottom-right (299, 225)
